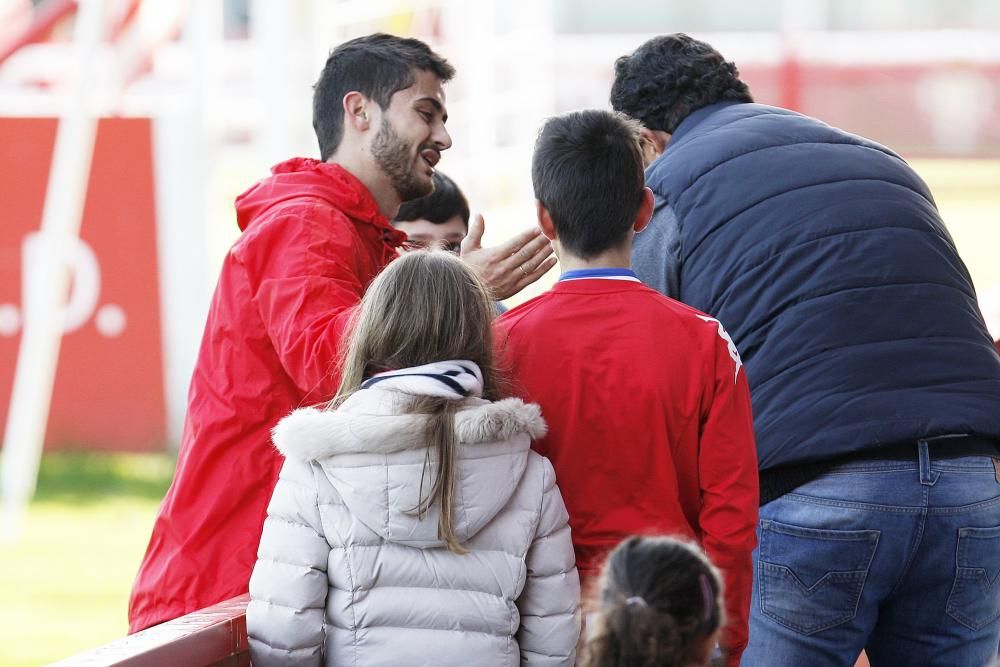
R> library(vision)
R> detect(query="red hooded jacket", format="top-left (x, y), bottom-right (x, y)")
top-left (128, 158), bottom-right (404, 632)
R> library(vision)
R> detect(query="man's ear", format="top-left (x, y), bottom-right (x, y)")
top-left (536, 200), bottom-right (557, 241)
top-left (634, 187), bottom-right (655, 233)
top-left (343, 91), bottom-right (372, 132)
top-left (640, 127), bottom-right (670, 153)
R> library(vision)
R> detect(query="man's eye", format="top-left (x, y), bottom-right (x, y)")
top-left (418, 111), bottom-right (432, 122)
top-left (443, 241), bottom-right (461, 254)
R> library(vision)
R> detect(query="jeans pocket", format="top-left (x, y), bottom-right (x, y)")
top-left (946, 525), bottom-right (1000, 630)
top-left (758, 519), bottom-right (879, 635)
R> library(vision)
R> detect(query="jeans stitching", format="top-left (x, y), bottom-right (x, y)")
top-left (758, 523), bottom-right (879, 636)
top-left (752, 467), bottom-right (1000, 662)
top-left (760, 565), bottom-right (869, 635)
top-left (817, 461), bottom-right (996, 474)
top-left (946, 527), bottom-right (1000, 630)
top-left (761, 519), bottom-right (881, 540)
top-left (919, 440), bottom-right (932, 485)
top-left (782, 491), bottom-right (1000, 515)
top-left (886, 506), bottom-right (927, 600)
top-left (782, 493), bottom-right (924, 513)
top-left (927, 495), bottom-right (1000, 516)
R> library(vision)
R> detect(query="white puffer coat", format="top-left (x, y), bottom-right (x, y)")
top-left (247, 384), bottom-right (581, 667)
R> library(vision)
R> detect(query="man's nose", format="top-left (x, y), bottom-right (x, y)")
top-left (434, 124), bottom-right (452, 151)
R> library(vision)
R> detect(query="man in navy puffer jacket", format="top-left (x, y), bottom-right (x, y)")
top-left (612, 33), bottom-right (1000, 667)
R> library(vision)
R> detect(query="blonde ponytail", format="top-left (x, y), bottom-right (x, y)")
top-left (409, 396), bottom-right (466, 554)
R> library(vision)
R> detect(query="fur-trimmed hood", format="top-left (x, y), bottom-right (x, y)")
top-left (273, 394), bottom-right (546, 461)
top-left (270, 388), bottom-right (548, 547)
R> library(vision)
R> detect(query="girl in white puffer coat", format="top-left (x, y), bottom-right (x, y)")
top-left (247, 250), bottom-right (581, 667)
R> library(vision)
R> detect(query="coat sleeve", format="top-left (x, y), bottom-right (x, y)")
top-left (696, 318), bottom-right (760, 667)
top-left (248, 458), bottom-right (330, 667)
top-left (516, 457), bottom-right (581, 666)
top-left (247, 208), bottom-right (372, 399)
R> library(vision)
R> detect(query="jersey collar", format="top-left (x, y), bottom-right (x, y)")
top-left (559, 267), bottom-right (641, 282)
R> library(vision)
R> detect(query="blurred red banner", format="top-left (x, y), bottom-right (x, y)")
top-left (0, 117), bottom-right (166, 451)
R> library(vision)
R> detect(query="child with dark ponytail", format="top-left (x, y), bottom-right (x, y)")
top-left (583, 536), bottom-right (725, 667)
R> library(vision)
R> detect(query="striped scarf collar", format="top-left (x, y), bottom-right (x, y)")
top-left (360, 360), bottom-right (484, 399)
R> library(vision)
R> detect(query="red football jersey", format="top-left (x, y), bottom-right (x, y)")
top-left (496, 275), bottom-right (758, 665)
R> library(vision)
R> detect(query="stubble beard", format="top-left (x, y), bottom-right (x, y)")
top-left (371, 118), bottom-right (432, 202)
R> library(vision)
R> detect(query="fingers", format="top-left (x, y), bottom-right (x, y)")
top-left (460, 213), bottom-right (486, 256)
top-left (501, 232), bottom-right (553, 271)
top-left (515, 238), bottom-right (555, 275)
top-left (508, 255), bottom-right (558, 296)
top-left (459, 224), bottom-right (556, 299)
top-left (526, 255), bottom-right (558, 283)
top-left (492, 225), bottom-right (544, 258)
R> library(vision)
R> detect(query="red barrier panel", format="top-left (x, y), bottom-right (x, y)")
top-left (0, 117), bottom-right (166, 451)
top-left (51, 594), bottom-right (249, 666)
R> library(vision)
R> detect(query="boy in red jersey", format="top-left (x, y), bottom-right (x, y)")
top-left (495, 109), bottom-right (758, 667)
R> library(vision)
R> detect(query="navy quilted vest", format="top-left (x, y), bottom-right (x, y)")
top-left (642, 102), bottom-right (1000, 470)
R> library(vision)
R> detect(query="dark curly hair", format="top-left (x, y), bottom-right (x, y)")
top-left (581, 536), bottom-right (725, 667)
top-left (610, 34), bottom-right (753, 134)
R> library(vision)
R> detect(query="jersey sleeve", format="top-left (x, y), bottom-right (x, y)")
top-left (696, 316), bottom-right (759, 666)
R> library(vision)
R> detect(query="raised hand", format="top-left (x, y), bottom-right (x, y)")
top-left (460, 214), bottom-right (557, 300)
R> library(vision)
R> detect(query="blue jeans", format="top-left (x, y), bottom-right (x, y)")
top-left (741, 443), bottom-right (1000, 667)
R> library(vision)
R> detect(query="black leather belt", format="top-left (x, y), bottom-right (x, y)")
top-left (851, 435), bottom-right (1000, 461)
top-left (759, 434), bottom-right (1000, 505)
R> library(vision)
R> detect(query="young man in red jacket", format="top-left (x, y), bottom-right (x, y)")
top-left (495, 109), bottom-right (759, 666)
top-left (128, 33), bottom-right (556, 633)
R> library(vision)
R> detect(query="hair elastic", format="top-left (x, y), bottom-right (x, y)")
top-left (698, 573), bottom-right (714, 624)
top-left (624, 596), bottom-right (647, 607)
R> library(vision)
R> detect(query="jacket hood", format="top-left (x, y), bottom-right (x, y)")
top-left (234, 158), bottom-right (405, 244)
top-left (272, 389), bottom-right (547, 548)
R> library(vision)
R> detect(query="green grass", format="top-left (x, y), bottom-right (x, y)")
top-left (0, 452), bottom-right (173, 667)
top-left (910, 159), bottom-right (1000, 301)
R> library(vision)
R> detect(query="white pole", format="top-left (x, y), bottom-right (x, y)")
top-left (152, 0), bottom-right (218, 450)
top-left (251, 0), bottom-right (293, 168)
top-left (0, 0), bottom-right (106, 541)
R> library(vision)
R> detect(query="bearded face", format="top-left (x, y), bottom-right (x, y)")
top-left (366, 68), bottom-right (450, 205)
top-left (371, 117), bottom-right (435, 202)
